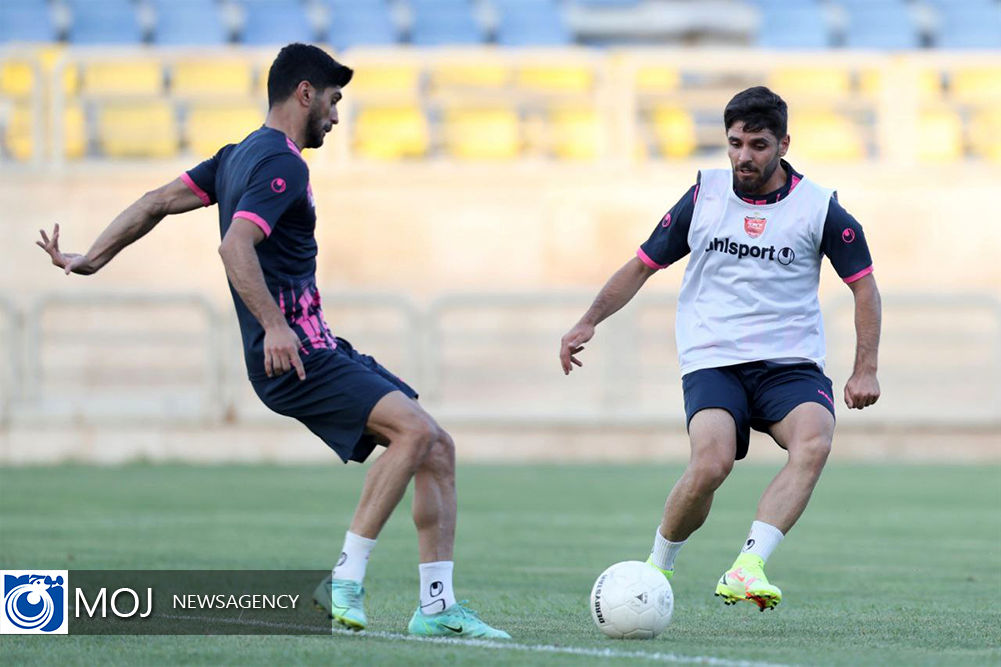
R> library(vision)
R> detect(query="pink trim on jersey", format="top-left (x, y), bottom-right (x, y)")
top-left (693, 183), bottom-right (700, 203)
top-left (180, 172), bottom-right (211, 206)
top-left (286, 136), bottom-right (308, 164)
top-left (233, 210), bottom-right (272, 237)
top-left (789, 174), bottom-right (801, 192)
top-left (843, 265), bottom-right (873, 284)
top-left (637, 247), bottom-right (670, 270)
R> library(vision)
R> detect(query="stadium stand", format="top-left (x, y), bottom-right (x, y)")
top-left (843, 4), bottom-right (921, 50)
top-left (185, 101), bottom-right (264, 156)
top-left (934, 3), bottom-right (1001, 49)
top-left (97, 100), bottom-right (178, 157)
top-left (494, 0), bottom-right (572, 46)
top-left (239, 0), bottom-right (316, 45)
top-left (443, 107), bottom-right (521, 159)
top-left (353, 106), bottom-right (430, 159)
top-left (170, 58), bottom-right (256, 99)
top-left (324, 1), bottom-right (399, 49)
top-left (410, 0), bottom-right (486, 46)
top-left (64, 0), bottom-right (144, 46)
top-left (81, 59), bottom-right (163, 97)
top-left (755, 5), bottom-right (831, 49)
top-left (150, 0), bottom-right (230, 46)
top-left (0, 2), bottom-right (57, 44)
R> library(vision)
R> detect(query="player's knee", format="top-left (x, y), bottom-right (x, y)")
top-left (421, 429), bottom-right (456, 476)
top-left (397, 412), bottom-right (438, 457)
top-left (689, 455), bottom-right (733, 491)
top-left (792, 434), bottom-right (832, 469)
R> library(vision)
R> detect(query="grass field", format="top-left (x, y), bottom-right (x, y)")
top-left (1, 462), bottom-right (999, 666)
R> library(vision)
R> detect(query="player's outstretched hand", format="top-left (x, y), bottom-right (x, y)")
top-left (36, 224), bottom-right (92, 275)
top-left (560, 322), bottom-right (595, 375)
top-left (844, 370), bottom-right (879, 409)
top-left (263, 324), bottom-right (306, 380)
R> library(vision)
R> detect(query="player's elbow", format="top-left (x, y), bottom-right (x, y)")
top-left (139, 187), bottom-right (170, 218)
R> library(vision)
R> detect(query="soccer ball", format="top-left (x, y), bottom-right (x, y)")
top-left (590, 560), bottom-right (673, 639)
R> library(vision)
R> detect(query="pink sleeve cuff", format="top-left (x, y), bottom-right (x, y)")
top-left (637, 247), bottom-right (670, 270)
top-left (843, 265), bottom-right (873, 284)
top-left (233, 211), bottom-right (272, 237)
top-left (180, 172), bottom-right (211, 207)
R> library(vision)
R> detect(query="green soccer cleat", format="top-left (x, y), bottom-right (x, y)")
top-left (407, 600), bottom-right (511, 639)
top-left (312, 575), bottom-right (367, 630)
top-left (645, 555), bottom-right (675, 580)
top-left (714, 553), bottom-right (782, 611)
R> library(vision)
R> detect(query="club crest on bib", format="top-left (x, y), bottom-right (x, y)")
top-left (744, 216), bottom-right (766, 238)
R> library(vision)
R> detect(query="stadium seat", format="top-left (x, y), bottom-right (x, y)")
top-left (326, 5), bottom-right (399, 49)
top-left (969, 108), bottom-right (1001, 163)
top-left (82, 60), bottom-right (164, 97)
top-left (790, 111), bottom-right (865, 162)
top-left (349, 65), bottom-right (422, 102)
top-left (755, 6), bottom-right (830, 49)
top-left (843, 5), bottom-right (920, 50)
top-left (240, 0), bottom-right (316, 45)
top-left (171, 59), bottom-right (255, 99)
top-left (4, 103), bottom-right (35, 161)
top-left (65, 0), bottom-right (144, 45)
top-left (443, 108), bottom-right (520, 159)
top-left (494, 0), bottom-right (572, 47)
top-left (0, 60), bottom-right (36, 98)
top-left (516, 65), bottom-right (593, 94)
top-left (768, 67), bottom-right (852, 102)
top-left (150, 0), bottom-right (229, 46)
top-left (935, 6), bottom-right (1001, 49)
top-left (859, 68), bottom-right (942, 101)
top-left (635, 66), bottom-right (680, 94)
top-left (98, 101), bottom-right (178, 157)
top-left (410, 2), bottom-right (485, 46)
top-left (650, 107), bottom-right (696, 159)
top-left (353, 106), bottom-right (430, 160)
top-left (917, 110), bottom-right (963, 163)
top-left (8, 102), bottom-right (87, 160)
top-left (62, 103), bottom-right (87, 159)
top-left (949, 67), bottom-right (1001, 105)
top-left (185, 102), bottom-right (263, 156)
top-left (429, 63), bottom-right (510, 92)
top-left (0, 3), bottom-right (57, 44)
top-left (547, 107), bottom-right (603, 160)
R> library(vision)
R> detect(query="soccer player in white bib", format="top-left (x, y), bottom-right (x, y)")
top-left (559, 87), bottom-right (881, 611)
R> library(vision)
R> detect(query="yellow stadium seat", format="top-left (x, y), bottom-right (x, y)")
top-left (651, 107), bottom-right (696, 159)
top-left (429, 63), bottom-right (509, 91)
top-left (39, 45), bottom-right (79, 96)
top-left (98, 101), bottom-right (177, 157)
top-left (950, 67), bottom-right (1001, 104)
top-left (172, 60), bottom-right (255, 99)
top-left (969, 109), bottom-right (1001, 162)
top-left (83, 60), bottom-right (164, 97)
top-left (349, 65), bottom-right (421, 101)
top-left (443, 108), bottom-right (520, 160)
top-left (186, 103), bottom-right (263, 157)
top-left (353, 106), bottom-right (429, 160)
top-left (635, 66), bottom-right (680, 94)
top-left (548, 107), bottom-right (602, 160)
top-left (516, 65), bottom-right (593, 93)
top-left (917, 110), bottom-right (963, 163)
top-left (63, 104), bottom-right (87, 159)
top-left (859, 68), bottom-right (941, 100)
top-left (768, 67), bottom-right (852, 100)
top-left (1, 61), bottom-right (36, 98)
top-left (5, 104), bottom-right (34, 160)
top-left (789, 111), bottom-right (865, 162)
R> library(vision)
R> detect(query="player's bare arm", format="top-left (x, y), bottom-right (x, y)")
top-left (844, 272), bottom-right (881, 409)
top-left (560, 256), bottom-right (657, 374)
top-left (35, 177), bottom-right (206, 275)
top-left (218, 217), bottom-right (305, 380)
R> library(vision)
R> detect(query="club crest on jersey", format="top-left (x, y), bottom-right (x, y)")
top-left (744, 216), bottom-right (767, 238)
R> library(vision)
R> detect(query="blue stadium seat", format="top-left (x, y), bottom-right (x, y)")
top-left (570, 0), bottom-right (639, 6)
top-left (410, 2), bottom-right (484, 46)
top-left (494, 0), bottom-right (572, 46)
top-left (66, 0), bottom-right (143, 45)
top-left (326, 4), bottom-right (399, 49)
top-left (936, 7), bottom-right (1001, 49)
top-left (756, 6), bottom-right (830, 49)
top-left (0, 3), bottom-right (57, 43)
top-left (844, 5), bottom-right (920, 49)
top-left (151, 0), bottom-right (229, 45)
top-left (240, 0), bottom-right (315, 45)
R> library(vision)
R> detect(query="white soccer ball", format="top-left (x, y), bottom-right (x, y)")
top-left (590, 560), bottom-right (674, 639)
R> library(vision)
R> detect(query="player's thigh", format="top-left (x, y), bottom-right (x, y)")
top-left (768, 402), bottom-right (835, 456)
top-left (365, 390), bottom-right (441, 445)
top-left (688, 408), bottom-right (738, 464)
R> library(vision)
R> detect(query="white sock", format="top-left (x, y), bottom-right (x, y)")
top-left (418, 561), bottom-right (456, 615)
top-left (332, 531), bottom-right (377, 583)
top-left (650, 528), bottom-right (686, 572)
top-left (740, 520), bottom-right (784, 563)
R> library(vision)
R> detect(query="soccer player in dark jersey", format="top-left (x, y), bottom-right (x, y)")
top-left (559, 87), bottom-right (882, 611)
top-left (36, 43), bottom-right (509, 639)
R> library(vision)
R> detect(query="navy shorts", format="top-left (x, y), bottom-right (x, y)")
top-left (681, 361), bottom-right (836, 460)
top-left (251, 337), bottom-right (418, 463)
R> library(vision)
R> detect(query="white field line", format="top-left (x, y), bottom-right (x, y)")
top-left (158, 613), bottom-right (789, 666)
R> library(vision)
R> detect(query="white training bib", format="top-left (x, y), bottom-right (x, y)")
top-left (676, 168), bottom-right (834, 374)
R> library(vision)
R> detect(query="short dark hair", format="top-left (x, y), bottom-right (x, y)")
top-left (723, 86), bottom-right (788, 140)
top-left (267, 43), bottom-right (353, 108)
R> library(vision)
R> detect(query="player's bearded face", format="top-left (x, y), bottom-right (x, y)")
top-left (727, 123), bottom-right (787, 194)
top-left (304, 98), bottom-right (329, 149)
